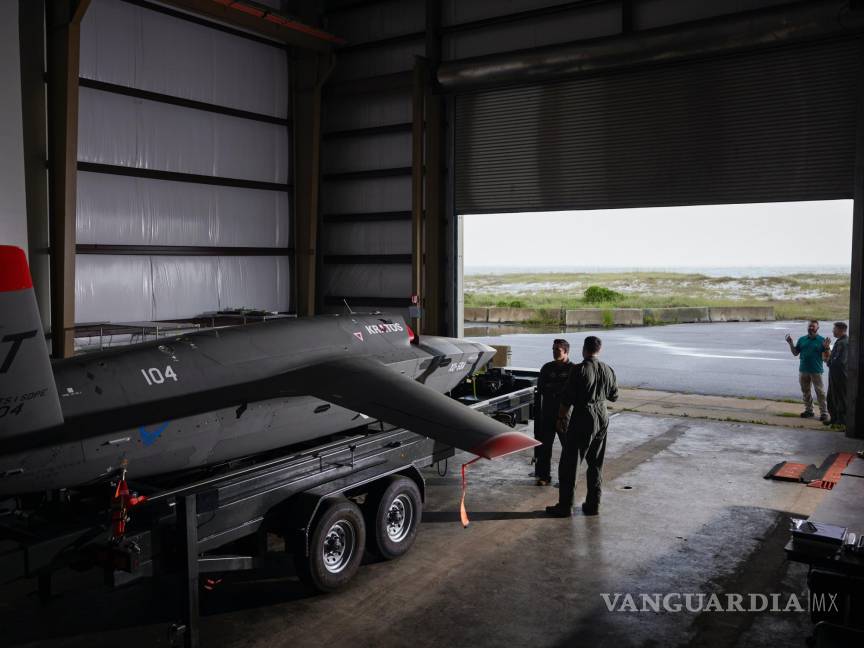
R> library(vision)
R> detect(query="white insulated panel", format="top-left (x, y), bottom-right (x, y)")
top-left (327, 0), bottom-right (424, 46)
top-left (78, 88), bottom-right (289, 183)
top-left (321, 264), bottom-right (411, 298)
top-left (80, 0), bottom-right (288, 117)
top-left (76, 172), bottom-right (290, 247)
top-left (322, 221), bottom-right (411, 255)
top-left (321, 176), bottom-right (411, 214)
top-left (75, 255), bottom-right (153, 323)
top-left (323, 131), bottom-right (412, 174)
top-left (324, 90), bottom-right (412, 132)
top-left (330, 40), bottom-right (424, 82)
top-left (218, 256), bottom-right (290, 312)
top-left (151, 256), bottom-right (220, 320)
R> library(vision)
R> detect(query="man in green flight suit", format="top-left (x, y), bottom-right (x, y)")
top-left (546, 336), bottom-right (618, 518)
top-left (785, 320), bottom-right (828, 422)
top-left (533, 339), bottom-right (573, 486)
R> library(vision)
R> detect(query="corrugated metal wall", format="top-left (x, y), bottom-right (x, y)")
top-left (76, 0), bottom-right (291, 324)
top-left (455, 38), bottom-right (861, 214)
top-left (320, 0), bottom-right (422, 313)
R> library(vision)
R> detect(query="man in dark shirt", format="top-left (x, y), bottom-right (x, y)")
top-left (546, 336), bottom-right (618, 518)
top-left (533, 339), bottom-right (573, 486)
top-left (825, 321), bottom-right (848, 426)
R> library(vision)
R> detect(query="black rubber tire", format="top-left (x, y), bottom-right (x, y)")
top-left (294, 498), bottom-right (366, 593)
top-left (367, 476), bottom-right (422, 560)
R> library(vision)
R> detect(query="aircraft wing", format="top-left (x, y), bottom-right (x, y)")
top-left (283, 356), bottom-right (540, 459)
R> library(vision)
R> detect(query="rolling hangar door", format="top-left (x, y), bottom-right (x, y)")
top-left (452, 40), bottom-right (859, 213)
top-left (75, 0), bottom-right (292, 330)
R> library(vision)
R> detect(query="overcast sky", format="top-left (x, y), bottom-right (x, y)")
top-left (463, 200), bottom-right (853, 268)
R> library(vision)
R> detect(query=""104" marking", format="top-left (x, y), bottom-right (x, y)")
top-left (141, 365), bottom-right (178, 386)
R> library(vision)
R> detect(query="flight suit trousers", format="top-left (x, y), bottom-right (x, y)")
top-left (557, 423), bottom-right (608, 510)
top-left (535, 413), bottom-right (566, 482)
top-left (827, 368), bottom-right (847, 425)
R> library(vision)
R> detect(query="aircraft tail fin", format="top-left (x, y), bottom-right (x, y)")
top-left (0, 246), bottom-right (63, 437)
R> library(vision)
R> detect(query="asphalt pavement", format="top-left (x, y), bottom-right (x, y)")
top-left (467, 320), bottom-right (826, 401)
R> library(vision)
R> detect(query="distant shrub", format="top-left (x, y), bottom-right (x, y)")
top-left (584, 286), bottom-right (623, 303)
top-left (495, 300), bottom-right (524, 308)
top-left (601, 310), bottom-right (614, 328)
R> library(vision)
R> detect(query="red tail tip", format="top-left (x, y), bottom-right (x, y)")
top-left (0, 246), bottom-right (32, 292)
top-left (471, 431), bottom-right (541, 459)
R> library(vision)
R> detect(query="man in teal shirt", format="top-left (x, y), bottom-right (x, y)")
top-left (785, 320), bottom-right (829, 421)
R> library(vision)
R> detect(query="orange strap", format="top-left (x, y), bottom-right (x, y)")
top-left (460, 457), bottom-right (481, 528)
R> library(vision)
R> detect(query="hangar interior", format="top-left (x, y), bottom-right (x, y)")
top-left (2, 1), bottom-right (864, 647)
top-left (5, 0), bottom-right (864, 431)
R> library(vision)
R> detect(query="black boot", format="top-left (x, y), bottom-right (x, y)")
top-left (581, 502), bottom-right (599, 516)
top-left (545, 503), bottom-right (573, 518)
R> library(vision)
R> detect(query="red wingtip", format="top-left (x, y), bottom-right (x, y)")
top-left (0, 246), bottom-right (32, 292)
top-left (471, 431), bottom-right (541, 460)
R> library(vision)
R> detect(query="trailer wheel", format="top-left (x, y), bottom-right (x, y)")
top-left (295, 498), bottom-right (366, 592)
top-left (367, 476), bottom-right (422, 560)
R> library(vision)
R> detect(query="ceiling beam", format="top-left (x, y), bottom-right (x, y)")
top-left (159, 0), bottom-right (343, 51)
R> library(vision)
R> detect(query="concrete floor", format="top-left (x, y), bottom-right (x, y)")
top-left (1, 413), bottom-right (860, 648)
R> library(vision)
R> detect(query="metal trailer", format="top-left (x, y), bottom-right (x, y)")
top-left (0, 371), bottom-right (537, 648)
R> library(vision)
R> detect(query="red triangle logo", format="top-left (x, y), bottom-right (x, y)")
top-left (353, 331), bottom-right (364, 341)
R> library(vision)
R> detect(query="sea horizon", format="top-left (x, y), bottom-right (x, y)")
top-left (464, 265), bottom-right (851, 278)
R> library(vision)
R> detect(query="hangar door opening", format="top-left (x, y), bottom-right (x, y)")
top-left (451, 36), bottom-right (862, 431)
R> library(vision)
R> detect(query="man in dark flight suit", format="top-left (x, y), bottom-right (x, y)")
top-left (533, 339), bottom-right (573, 486)
top-left (546, 336), bottom-right (618, 518)
top-left (825, 321), bottom-right (848, 426)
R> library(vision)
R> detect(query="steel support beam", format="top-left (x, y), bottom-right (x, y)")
top-left (411, 59), bottom-right (426, 334)
top-left (848, 46), bottom-right (864, 439)
top-left (324, 71), bottom-right (413, 97)
top-left (79, 77), bottom-right (291, 126)
top-left (422, 89), bottom-right (443, 335)
top-left (437, 0), bottom-right (864, 91)
top-left (422, 0), bottom-right (444, 336)
top-left (293, 51), bottom-right (333, 317)
top-left (46, 0), bottom-right (89, 358)
top-left (19, 0), bottom-right (51, 332)
top-left (76, 245), bottom-right (294, 257)
top-left (157, 0), bottom-right (342, 51)
top-left (323, 167), bottom-right (411, 181)
top-left (176, 494), bottom-right (200, 648)
top-left (323, 123), bottom-right (413, 139)
top-left (78, 162), bottom-right (291, 192)
top-left (322, 211), bottom-right (412, 222)
top-left (322, 254), bottom-right (412, 265)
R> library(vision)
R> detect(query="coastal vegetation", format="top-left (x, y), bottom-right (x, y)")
top-left (464, 272), bottom-right (850, 321)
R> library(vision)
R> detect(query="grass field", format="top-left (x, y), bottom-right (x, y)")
top-left (464, 271), bottom-right (850, 321)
